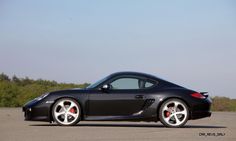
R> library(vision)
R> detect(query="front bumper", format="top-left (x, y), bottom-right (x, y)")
top-left (23, 107), bottom-right (49, 121)
top-left (22, 99), bottom-right (52, 122)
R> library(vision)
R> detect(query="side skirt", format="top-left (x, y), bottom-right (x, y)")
top-left (84, 115), bottom-right (157, 122)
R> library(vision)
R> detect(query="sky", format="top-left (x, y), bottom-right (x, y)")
top-left (0, 0), bottom-right (236, 98)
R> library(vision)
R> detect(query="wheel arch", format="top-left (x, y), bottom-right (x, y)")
top-left (49, 96), bottom-right (84, 122)
top-left (156, 96), bottom-right (191, 120)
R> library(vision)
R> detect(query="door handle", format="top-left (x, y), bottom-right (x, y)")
top-left (135, 95), bottom-right (144, 99)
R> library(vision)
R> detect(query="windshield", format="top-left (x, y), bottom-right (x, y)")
top-left (87, 75), bottom-right (110, 89)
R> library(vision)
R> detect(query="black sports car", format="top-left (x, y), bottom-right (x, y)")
top-left (23, 72), bottom-right (211, 127)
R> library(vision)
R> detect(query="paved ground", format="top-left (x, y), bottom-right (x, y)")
top-left (0, 108), bottom-right (235, 141)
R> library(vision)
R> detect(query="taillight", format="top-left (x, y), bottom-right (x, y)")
top-left (191, 92), bottom-right (206, 99)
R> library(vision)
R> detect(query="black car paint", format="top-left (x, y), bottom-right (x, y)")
top-left (23, 72), bottom-right (211, 122)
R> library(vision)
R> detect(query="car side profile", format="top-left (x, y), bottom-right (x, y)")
top-left (23, 72), bottom-right (212, 127)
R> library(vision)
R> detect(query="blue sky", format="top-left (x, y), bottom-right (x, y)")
top-left (0, 0), bottom-right (236, 98)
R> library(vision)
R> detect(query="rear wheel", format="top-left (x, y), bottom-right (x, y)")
top-left (159, 98), bottom-right (189, 127)
top-left (52, 98), bottom-right (81, 126)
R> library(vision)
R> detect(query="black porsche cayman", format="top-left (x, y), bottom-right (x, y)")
top-left (23, 72), bottom-right (211, 127)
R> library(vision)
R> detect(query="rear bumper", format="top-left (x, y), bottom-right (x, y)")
top-left (190, 97), bottom-right (212, 120)
top-left (191, 111), bottom-right (211, 120)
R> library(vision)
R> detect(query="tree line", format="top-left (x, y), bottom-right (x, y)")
top-left (0, 73), bottom-right (89, 107)
top-left (0, 73), bottom-right (236, 111)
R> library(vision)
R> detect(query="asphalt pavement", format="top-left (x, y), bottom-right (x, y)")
top-left (0, 108), bottom-right (235, 141)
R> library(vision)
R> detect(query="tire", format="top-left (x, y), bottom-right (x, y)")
top-left (52, 98), bottom-right (81, 126)
top-left (159, 98), bottom-right (189, 128)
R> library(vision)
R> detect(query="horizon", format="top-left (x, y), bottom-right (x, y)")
top-left (0, 0), bottom-right (236, 98)
top-left (0, 71), bottom-right (235, 99)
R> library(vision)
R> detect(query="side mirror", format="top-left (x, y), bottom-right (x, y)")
top-left (101, 84), bottom-right (111, 91)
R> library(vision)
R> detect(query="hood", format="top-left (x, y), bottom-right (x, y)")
top-left (49, 88), bottom-right (90, 94)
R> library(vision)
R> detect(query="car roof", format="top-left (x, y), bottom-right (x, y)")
top-left (110, 71), bottom-right (160, 80)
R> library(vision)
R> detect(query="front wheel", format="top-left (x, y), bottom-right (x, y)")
top-left (52, 98), bottom-right (81, 126)
top-left (159, 99), bottom-right (189, 127)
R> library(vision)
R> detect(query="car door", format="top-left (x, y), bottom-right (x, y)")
top-left (88, 77), bottom-right (153, 116)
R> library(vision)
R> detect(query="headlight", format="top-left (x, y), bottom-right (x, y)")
top-left (34, 93), bottom-right (49, 101)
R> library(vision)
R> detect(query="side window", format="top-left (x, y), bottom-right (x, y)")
top-left (110, 78), bottom-right (139, 89)
top-left (145, 81), bottom-right (154, 88)
top-left (110, 77), bottom-right (156, 90)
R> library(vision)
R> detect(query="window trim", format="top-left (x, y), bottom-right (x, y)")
top-left (102, 75), bottom-right (158, 90)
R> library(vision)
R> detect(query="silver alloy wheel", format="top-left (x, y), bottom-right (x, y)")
top-left (161, 100), bottom-right (188, 126)
top-left (53, 99), bottom-right (80, 125)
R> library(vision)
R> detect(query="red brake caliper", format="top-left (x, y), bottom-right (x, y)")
top-left (165, 107), bottom-right (171, 117)
top-left (166, 111), bottom-right (171, 117)
top-left (69, 108), bottom-right (75, 113)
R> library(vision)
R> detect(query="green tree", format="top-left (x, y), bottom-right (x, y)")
top-left (0, 73), bottom-right (10, 81)
top-left (0, 81), bottom-right (20, 107)
top-left (12, 75), bottom-right (21, 83)
top-left (0, 73), bottom-right (91, 107)
top-left (211, 96), bottom-right (235, 111)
